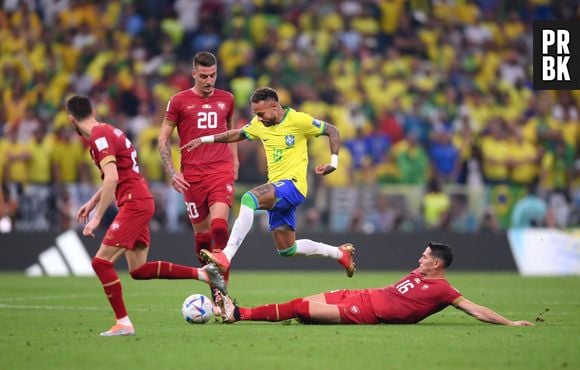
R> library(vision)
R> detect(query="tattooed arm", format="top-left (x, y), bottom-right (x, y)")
top-left (315, 122), bottom-right (340, 176)
top-left (158, 118), bottom-right (189, 193)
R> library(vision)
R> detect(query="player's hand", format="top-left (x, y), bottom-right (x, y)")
top-left (511, 320), bottom-right (534, 326)
top-left (170, 171), bottom-right (190, 193)
top-left (315, 163), bottom-right (336, 176)
top-left (83, 217), bottom-right (100, 238)
top-left (77, 201), bottom-right (95, 224)
top-left (180, 138), bottom-right (202, 152)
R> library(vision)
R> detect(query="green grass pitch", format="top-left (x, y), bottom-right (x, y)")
top-left (0, 271), bottom-right (578, 370)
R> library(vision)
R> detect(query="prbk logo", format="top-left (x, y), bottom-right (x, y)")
top-left (533, 21), bottom-right (580, 90)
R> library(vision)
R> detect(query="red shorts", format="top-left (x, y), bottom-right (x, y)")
top-left (183, 172), bottom-right (235, 224)
top-left (324, 289), bottom-right (379, 325)
top-left (103, 198), bottom-right (154, 249)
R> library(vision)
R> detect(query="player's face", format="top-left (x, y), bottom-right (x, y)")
top-left (251, 100), bottom-right (278, 126)
top-left (192, 65), bottom-right (217, 96)
top-left (418, 247), bottom-right (438, 275)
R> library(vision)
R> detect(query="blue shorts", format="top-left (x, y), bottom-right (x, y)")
top-left (268, 180), bottom-right (305, 231)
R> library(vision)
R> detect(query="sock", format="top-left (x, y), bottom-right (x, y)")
top-left (194, 232), bottom-right (212, 265)
top-left (130, 261), bottom-right (201, 280)
top-left (92, 257), bottom-right (127, 319)
top-left (210, 218), bottom-right (229, 250)
top-left (295, 239), bottom-right (342, 259)
top-left (116, 316), bottom-right (133, 327)
top-left (223, 204), bottom-right (255, 261)
top-left (211, 218), bottom-right (231, 282)
top-left (239, 298), bottom-right (303, 321)
top-left (295, 300), bottom-right (313, 323)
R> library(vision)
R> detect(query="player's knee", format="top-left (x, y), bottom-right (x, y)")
top-left (91, 257), bottom-right (112, 274)
top-left (240, 192), bottom-right (258, 210)
top-left (295, 300), bottom-right (313, 323)
top-left (130, 264), bottom-right (148, 280)
top-left (277, 243), bottom-right (297, 257)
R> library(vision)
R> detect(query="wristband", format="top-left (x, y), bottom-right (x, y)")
top-left (200, 135), bottom-right (215, 143)
top-left (330, 154), bottom-right (338, 168)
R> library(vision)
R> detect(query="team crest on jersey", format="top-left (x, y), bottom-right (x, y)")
top-left (350, 305), bottom-right (360, 314)
top-left (111, 222), bottom-right (120, 230)
top-left (187, 105), bottom-right (196, 109)
top-left (285, 134), bottom-right (295, 147)
top-left (422, 284), bottom-right (429, 290)
top-left (202, 104), bottom-right (212, 109)
top-left (217, 102), bottom-right (226, 110)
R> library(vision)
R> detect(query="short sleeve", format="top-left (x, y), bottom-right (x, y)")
top-left (298, 112), bottom-right (325, 137)
top-left (165, 95), bottom-right (180, 122)
top-left (440, 284), bottom-right (462, 305)
top-left (90, 126), bottom-right (116, 166)
top-left (241, 118), bottom-right (261, 141)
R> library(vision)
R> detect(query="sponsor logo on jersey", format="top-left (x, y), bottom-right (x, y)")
top-left (202, 104), bottom-right (212, 109)
top-left (187, 105), bottom-right (197, 109)
top-left (414, 278), bottom-right (421, 284)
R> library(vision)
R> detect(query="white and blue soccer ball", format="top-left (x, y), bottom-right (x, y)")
top-left (182, 294), bottom-right (213, 324)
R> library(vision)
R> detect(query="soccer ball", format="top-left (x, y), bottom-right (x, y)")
top-left (182, 294), bottom-right (213, 324)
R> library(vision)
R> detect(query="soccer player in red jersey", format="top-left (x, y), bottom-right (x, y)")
top-left (158, 51), bottom-right (237, 295)
top-left (66, 95), bottom-right (227, 337)
top-left (218, 242), bottom-right (533, 327)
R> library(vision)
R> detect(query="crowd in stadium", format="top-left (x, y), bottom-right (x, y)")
top-left (0, 0), bottom-right (578, 233)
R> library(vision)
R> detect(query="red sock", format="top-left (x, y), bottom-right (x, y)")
top-left (92, 257), bottom-right (127, 319)
top-left (130, 261), bottom-right (200, 280)
top-left (239, 298), bottom-right (303, 321)
top-left (210, 218), bottom-right (229, 249)
top-left (210, 218), bottom-right (230, 283)
top-left (194, 232), bottom-right (212, 265)
top-left (295, 300), bottom-right (313, 323)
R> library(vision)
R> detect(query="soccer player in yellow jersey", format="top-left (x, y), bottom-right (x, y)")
top-left (181, 87), bottom-right (356, 278)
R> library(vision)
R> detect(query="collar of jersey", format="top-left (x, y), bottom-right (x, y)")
top-left (278, 107), bottom-right (291, 125)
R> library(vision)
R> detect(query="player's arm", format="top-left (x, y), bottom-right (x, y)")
top-left (82, 161), bottom-right (118, 238)
top-left (180, 128), bottom-right (247, 152)
top-left (158, 118), bottom-right (189, 193)
top-left (227, 114), bottom-right (240, 180)
top-left (315, 122), bottom-right (340, 176)
top-left (453, 297), bottom-right (534, 326)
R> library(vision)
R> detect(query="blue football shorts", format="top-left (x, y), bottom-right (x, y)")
top-left (268, 179), bottom-right (305, 231)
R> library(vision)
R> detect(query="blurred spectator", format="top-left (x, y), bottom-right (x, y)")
top-left (511, 185), bottom-right (554, 228)
top-left (422, 178), bottom-right (451, 230)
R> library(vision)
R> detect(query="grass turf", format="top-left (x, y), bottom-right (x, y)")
top-left (0, 271), bottom-right (578, 370)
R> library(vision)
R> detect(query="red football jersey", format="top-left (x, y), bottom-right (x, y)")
top-left (89, 123), bottom-right (152, 206)
top-left (368, 269), bottom-right (462, 324)
top-left (165, 88), bottom-right (235, 181)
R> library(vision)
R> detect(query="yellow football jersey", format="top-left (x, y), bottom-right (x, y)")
top-left (242, 108), bottom-right (325, 196)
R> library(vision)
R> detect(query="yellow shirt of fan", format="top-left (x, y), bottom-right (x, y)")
top-left (242, 108), bottom-right (325, 196)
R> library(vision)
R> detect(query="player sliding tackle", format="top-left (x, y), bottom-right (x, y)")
top-left (218, 242), bottom-right (534, 327)
top-left (181, 87), bottom-right (355, 277)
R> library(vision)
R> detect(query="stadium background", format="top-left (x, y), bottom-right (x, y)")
top-left (0, 0), bottom-right (578, 255)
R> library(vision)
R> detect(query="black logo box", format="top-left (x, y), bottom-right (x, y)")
top-left (533, 20), bottom-right (580, 90)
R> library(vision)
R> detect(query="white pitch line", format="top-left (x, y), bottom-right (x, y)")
top-left (0, 304), bottom-right (165, 312)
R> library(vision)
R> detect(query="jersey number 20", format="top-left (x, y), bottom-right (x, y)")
top-left (197, 111), bottom-right (217, 129)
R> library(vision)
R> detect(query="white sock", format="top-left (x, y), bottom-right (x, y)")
top-left (223, 205), bottom-right (255, 261)
top-left (117, 316), bottom-right (133, 327)
top-left (295, 239), bottom-right (342, 259)
top-left (197, 268), bottom-right (207, 282)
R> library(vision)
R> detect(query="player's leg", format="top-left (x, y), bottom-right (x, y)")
top-left (200, 183), bottom-right (276, 272)
top-left (184, 183), bottom-right (212, 265)
top-left (127, 242), bottom-right (227, 295)
top-left (92, 244), bottom-right (135, 336)
top-left (295, 240), bottom-right (356, 277)
top-left (220, 295), bottom-right (305, 323)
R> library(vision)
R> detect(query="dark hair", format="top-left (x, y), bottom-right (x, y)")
top-left (66, 95), bottom-right (93, 121)
top-left (428, 242), bottom-right (454, 268)
top-left (250, 87), bottom-right (279, 103)
top-left (193, 51), bottom-right (217, 68)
